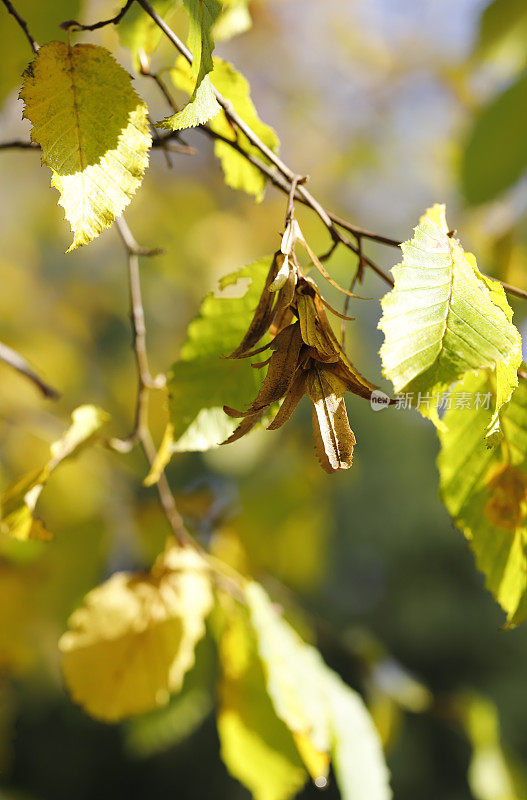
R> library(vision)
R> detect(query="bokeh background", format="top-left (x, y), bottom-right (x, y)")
top-left (0, 0), bottom-right (527, 798)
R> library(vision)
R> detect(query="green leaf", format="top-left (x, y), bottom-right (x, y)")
top-left (20, 42), bottom-right (151, 250)
top-left (438, 371), bottom-right (527, 626)
top-left (159, 0), bottom-right (222, 129)
top-left (324, 669), bottom-right (393, 800)
top-left (379, 204), bottom-right (522, 435)
top-left (119, 0), bottom-right (179, 69)
top-left (217, 598), bottom-right (308, 800)
top-left (246, 582), bottom-right (392, 800)
top-left (161, 73), bottom-right (220, 130)
top-left (164, 257), bottom-right (272, 454)
top-left (461, 72), bottom-right (527, 205)
top-left (473, 0), bottom-right (527, 64)
top-left (0, 0), bottom-right (81, 107)
top-left (169, 56), bottom-right (280, 200)
top-left (0, 405), bottom-right (108, 541)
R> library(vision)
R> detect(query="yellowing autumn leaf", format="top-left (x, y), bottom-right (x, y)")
top-left (438, 371), bottom-right (527, 625)
top-left (0, 405), bottom-right (108, 541)
top-left (169, 57), bottom-right (279, 199)
top-left (20, 42), bottom-right (151, 251)
top-left (246, 582), bottom-right (391, 799)
top-left (59, 545), bottom-right (213, 721)
top-left (216, 598), bottom-right (308, 800)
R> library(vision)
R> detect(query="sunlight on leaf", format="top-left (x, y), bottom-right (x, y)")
top-left (217, 597), bottom-right (308, 800)
top-left (379, 204), bottom-right (522, 436)
top-left (438, 372), bottom-right (527, 625)
top-left (246, 582), bottom-right (391, 799)
top-left (21, 42), bottom-right (151, 250)
top-left (169, 56), bottom-right (279, 199)
top-left (60, 544), bottom-right (213, 721)
top-left (159, 0), bottom-right (222, 129)
top-left (0, 405), bottom-right (108, 541)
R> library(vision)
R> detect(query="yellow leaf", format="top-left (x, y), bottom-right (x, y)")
top-left (246, 582), bottom-right (391, 799)
top-left (59, 545), bottom-right (213, 721)
top-left (217, 597), bottom-right (308, 800)
top-left (20, 42), bottom-right (151, 250)
top-left (169, 57), bottom-right (279, 200)
top-left (0, 405), bottom-right (108, 541)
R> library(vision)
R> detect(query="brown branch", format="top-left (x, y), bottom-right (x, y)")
top-left (113, 216), bottom-right (191, 547)
top-left (0, 0), bottom-right (38, 52)
top-left (328, 212), bottom-right (401, 248)
top-left (137, 0), bottom-right (527, 305)
top-left (0, 139), bottom-right (39, 151)
top-left (0, 341), bottom-right (60, 399)
top-left (60, 0), bottom-right (133, 32)
top-left (1, 0), bottom-right (525, 304)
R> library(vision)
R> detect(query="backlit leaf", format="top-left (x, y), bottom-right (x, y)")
top-left (169, 57), bottom-right (280, 199)
top-left (217, 597), bottom-right (308, 800)
top-left (379, 205), bottom-right (522, 435)
top-left (324, 669), bottom-right (392, 800)
top-left (124, 635), bottom-right (215, 756)
top-left (438, 371), bottom-right (527, 625)
top-left (163, 257), bottom-right (272, 455)
top-left (246, 582), bottom-right (391, 799)
top-left (21, 42), bottom-right (151, 250)
top-left (214, 0), bottom-right (252, 41)
top-left (60, 544), bottom-right (213, 721)
top-left (119, 0), bottom-right (179, 68)
top-left (159, 0), bottom-right (221, 129)
top-left (0, 405), bottom-right (108, 541)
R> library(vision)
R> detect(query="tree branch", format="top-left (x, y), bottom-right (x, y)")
top-left (0, 341), bottom-right (60, 399)
top-left (0, 139), bottom-right (39, 151)
top-left (136, 0), bottom-right (526, 305)
top-left (113, 216), bottom-right (191, 547)
top-left (60, 0), bottom-right (134, 32)
top-left (0, 0), bottom-right (38, 53)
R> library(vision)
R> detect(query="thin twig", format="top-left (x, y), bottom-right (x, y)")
top-left (113, 216), bottom-right (191, 547)
top-left (341, 236), bottom-right (363, 347)
top-left (136, 0), bottom-right (527, 306)
top-left (0, 341), bottom-right (60, 399)
top-left (60, 0), bottom-right (133, 32)
top-left (499, 281), bottom-right (527, 302)
top-left (1, 0), bottom-right (525, 303)
top-left (329, 212), bottom-right (401, 248)
top-left (132, 1), bottom-right (399, 290)
top-left (0, 139), bottom-right (39, 151)
top-left (0, 0), bottom-right (38, 52)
